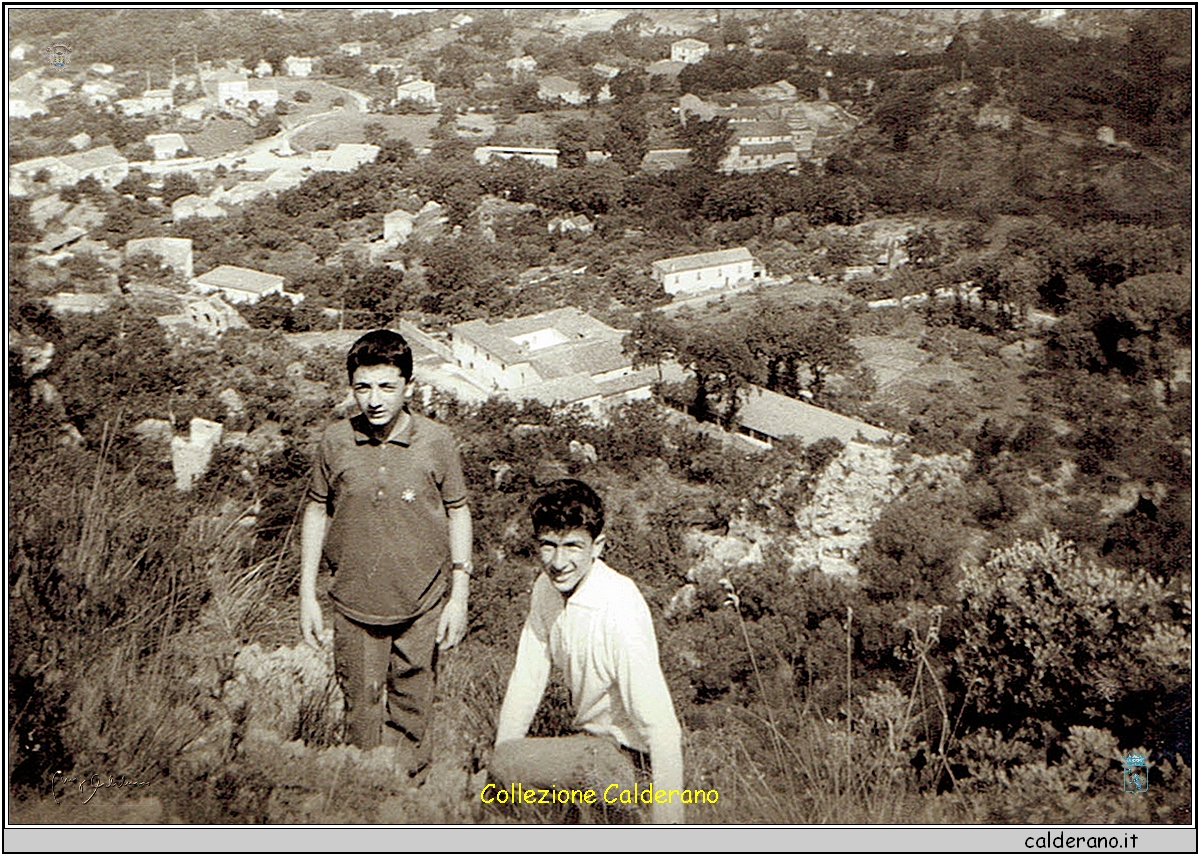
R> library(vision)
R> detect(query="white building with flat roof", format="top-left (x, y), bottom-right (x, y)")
top-left (671, 38), bottom-right (710, 64)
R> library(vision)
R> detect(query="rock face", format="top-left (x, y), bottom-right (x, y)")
top-left (171, 417), bottom-right (224, 491)
top-left (680, 441), bottom-right (970, 587)
top-left (793, 441), bottom-right (969, 574)
top-left (793, 441), bottom-right (906, 574)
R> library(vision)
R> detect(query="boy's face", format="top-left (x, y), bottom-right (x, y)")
top-left (538, 528), bottom-right (605, 596)
top-left (351, 364), bottom-right (407, 432)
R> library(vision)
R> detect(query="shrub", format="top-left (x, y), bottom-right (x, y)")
top-left (954, 532), bottom-right (1190, 753)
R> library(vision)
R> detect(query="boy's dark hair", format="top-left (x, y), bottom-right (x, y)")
top-left (347, 329), bottom-right (413, 383)
top-left (531, 479), bottom-right (605, 539)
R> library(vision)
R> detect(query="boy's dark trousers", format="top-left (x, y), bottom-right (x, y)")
top-left (333, 601), bottom-right (442, 762)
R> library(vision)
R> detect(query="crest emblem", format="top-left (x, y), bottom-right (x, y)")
top-left (1122, 752), bottom-right (1148, 793)
top-left (47, 43), bottom-right (73, 68)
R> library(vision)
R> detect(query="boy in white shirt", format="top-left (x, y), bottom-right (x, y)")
top-left (492, 479), bottom-right (684, 824)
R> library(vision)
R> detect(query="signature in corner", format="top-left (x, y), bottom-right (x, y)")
top-left (51, 770), bottom-right (152, 804)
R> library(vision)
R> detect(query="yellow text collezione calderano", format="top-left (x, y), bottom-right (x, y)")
top-left (480, 782), bottom-right (719, 806)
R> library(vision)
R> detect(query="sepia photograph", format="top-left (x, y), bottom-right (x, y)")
top-left (6, 4), bottom-right (1193, 849)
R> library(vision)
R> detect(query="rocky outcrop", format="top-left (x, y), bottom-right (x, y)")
top-left (792, 441), bottom-right (969, 574)
top-left (679, 441), bottom-right (970, 588)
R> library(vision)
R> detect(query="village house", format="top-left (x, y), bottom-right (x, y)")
top-left (449, 307), bottom-right (655, 409)
top-left (671, 38), bottom-right (710, 64)
top-left (33, 226), bottom-right (89, 260)
top-left (205, 70), bottom-right (250, 106)
top-left (340, 42), bottom-right (363, 56)
top-left (157, 293), bottom-right (248, 337)
top-left (57, 146), bottom-right (130, 188)
top-left (246, 80), bottom-right (280, 110)
top-left (254, 59), bottom-right (274, 77)
top-left (505, 55), bottom-right (538, 81)
top-left (88, 62), bottom-right (115, 76)
top-left (640, 148), bottom-right (692, 174)
top-left (80, 79), bottom-right (121, 106)
top-left (177, 98), bottom-right (209, 121)
top-left (144, 133), bottom-right (189, 161)
top-left (9, 94), bottom-right (48, 119)
top-left (190, 264), bottom-right (293, 305)
top-left (721, 120), bottom-right (799, 174)
top-left (283, 56), bottom-right (314, 77)
top-left (646, 59), bottom-right (687, 79)
top-left (548, 214), bottom-right (593, 236)
top-left (651, 247), bottom-right (763, 296)
top-left (750, 79), bottom-right (799, 101)
top-left (141, 88), bottom-right (175, 112)
top-left (976, 99), bottom-right (1016, 131)
top-left (125, 236), bottom-right (195, 281)
top-left (395, 79), bottom-right (437, 106)
top-left (474, 145), bottom-right (558, 169)
top-left (537, 76), bottom-right (586, 106)
top-left (450, 12), bottom-right (474, 29)
top-left (47, 292), bottom-right (116, 315)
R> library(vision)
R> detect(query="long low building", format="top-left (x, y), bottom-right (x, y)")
top-left (738, 385), bottom-right (900, 447)
top-left (474, 146), bottom-right (558, 169)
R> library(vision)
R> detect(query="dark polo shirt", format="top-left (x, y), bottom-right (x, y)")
top-left (308, 410), bottom-right (467, 625)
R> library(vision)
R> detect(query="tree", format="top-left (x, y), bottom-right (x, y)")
top-left (556, 118), bottom-right (591, 169)
top-left (609, 68), bottom-right (645, 103)
top-left (677, 322), bottom-right (755, 429)
top-left (161, 172), bottom-right (200, 205)
top-left (294, 89), bottom-right (312, 103)
top-left (622, 311), bottom-right (679, 381)
top-left (254, 113), bottom-right (281, 140)
top-left (874, 87), bottom-right (932, 152)
top-left (679, 115), bottom-right (734, 173)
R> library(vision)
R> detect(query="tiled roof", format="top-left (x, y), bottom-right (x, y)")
top-left (512, 375), bottom-right (602, 406)
top-left (538, 76), bottom-right (579, 95)
top-left (739, 386), bottom-right (897, 445)
top-left (651, 247), bottom-right (755, 275)
top-left (732, 141), bottom-right (797, 157)
top-left (58, 145), bottom-right (127, 171)
top-left (734, 120), bottom-right (792, 139)
top-left (192, 264), bottom-right (284, 294)
top-left (530, 338), bottom-right (628, 380)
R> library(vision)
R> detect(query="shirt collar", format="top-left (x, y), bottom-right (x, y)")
top-left (565, 557), bottom-right (613, 610)
top-left (350, 409), bottom-right (415, 446)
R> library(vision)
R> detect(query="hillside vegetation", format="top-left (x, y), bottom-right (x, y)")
top-left (7, 7), bottom-right (1191, 825)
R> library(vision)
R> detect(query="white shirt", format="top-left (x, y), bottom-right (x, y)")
top-left (495, 558), bottom-right (683, 797)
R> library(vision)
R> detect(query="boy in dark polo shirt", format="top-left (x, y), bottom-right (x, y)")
top-left (300, 330), bottom-right (473, 776)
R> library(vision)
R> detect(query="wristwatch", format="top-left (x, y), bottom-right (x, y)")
top-left (451, 561), bottom-right (474, 577)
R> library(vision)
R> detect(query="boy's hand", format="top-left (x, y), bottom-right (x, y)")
top-left (300, 594), bottom-right (325, 649)
top-left (436, 590), bottom-right (468, 649)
